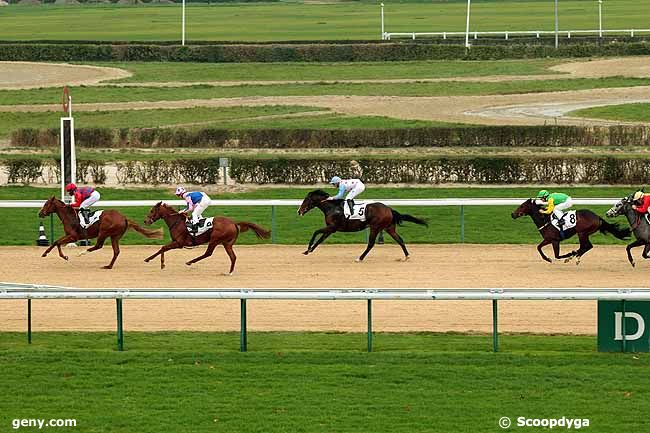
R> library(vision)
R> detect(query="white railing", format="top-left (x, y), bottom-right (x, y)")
top-left (0, 198), bottom-right (620, 208)
top-left (1, 284), bottom-right (647, 352)
top-left (383, 29), bottom-right (650, 41)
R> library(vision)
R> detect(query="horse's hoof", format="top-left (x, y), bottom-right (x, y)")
top-left (185, 261), bottom-right (192, 266)
top-left (102, 265), bottom-right (112, 270)
top-left (223, 272), bottom-right (233, 276)
top-left (78, 251), bottom-right (87, 257)
top-left (355, 258), bottom-right (363, 263)
top-left (302, 251), bottom-right (309, 255)
top-left (41, 253), bottom-right (47, 258)
top-left (161, 265), bottom-right (165, 270)
top-left (144, 258), bottom-right (150, 263)
top-left (62, 256), bottom-right (69, 261)
top-left (397, 256), bottom-right (410, 262)
top-left (631, 261), bottom-right (636, 268)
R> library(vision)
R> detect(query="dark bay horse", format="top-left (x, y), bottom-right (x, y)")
top-left (512, 198), bottom-right (630, 264)
top-left (297, 190), bottom-right (428, 262)
top-left (143, 202), bottom-right (271, 275)
top-left (38, 196), bottom-right (163, 269)
top-left (606, 194), bottom-right (650, 267)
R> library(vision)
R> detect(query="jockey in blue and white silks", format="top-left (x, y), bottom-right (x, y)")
top-left (175, 186), bottom-right (211, 233)
top-left (327, 176), bottom-right (365, 217)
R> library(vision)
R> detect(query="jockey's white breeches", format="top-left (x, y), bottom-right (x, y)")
top-left (345, 184), bottom-right (365, 200)
top-left (553, 199), bottom-right (573, 219)
top-left (80, 191), bottom-right (100, 209)
top-left (192, 194), bottom-right (211, 223)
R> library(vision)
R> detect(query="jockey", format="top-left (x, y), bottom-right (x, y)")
top-left (65, 183), bottom-right (100, 225)
top-left (632, 191), bottom-right (650, 214)
top-left (175, 186), bottom-right (211, 234)
top-left (327, 176), bottom-right (365, 218)
top-left (535, 189), bottom-right (573, 230)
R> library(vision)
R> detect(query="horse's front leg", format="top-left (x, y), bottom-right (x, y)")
top-left (304, 226), bottom-right (331, 255)
top-left (145, 241), bottom-right (181, 270)
top-left (536, 239), bottom-right (553, 263)
top-left (626, 238), bottom-right (646, 267)
top-left (42, 234), bottom-right (76, 261)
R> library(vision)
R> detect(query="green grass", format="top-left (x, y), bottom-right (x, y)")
top-left (0, 186), bottom-right (634, 246)
top-left (570, 103), bottom-right (650, 122)
top-left (1, 1), bottom-right (649, 41)
top-left (0, 105), bottom-right (327, 138)
top-left (97, 59), bottom-right (560, 83)
top-left (3, 77), bottom-right (650, 106)
top-left (1, 332), bottom-right (648, 433)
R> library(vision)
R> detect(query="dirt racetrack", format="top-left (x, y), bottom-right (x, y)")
top-left (0, 244), bottom-right (644, 335)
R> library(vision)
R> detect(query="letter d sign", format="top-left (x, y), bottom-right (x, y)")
top-left (598, 301), bottom-right (650, 352)
top-left (614, 312), bottom-right (645, 341)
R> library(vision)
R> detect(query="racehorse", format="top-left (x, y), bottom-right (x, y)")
top-left (297, 190), bottom-right (428, 262)
top-left (38, 196), bottom-right (163, 269)
top-left (606, 194), bottom-right (650, 267)
top-left (511, 198), bottom-right (630, 264)
top-left (143, 202), bottom-right (271, 274)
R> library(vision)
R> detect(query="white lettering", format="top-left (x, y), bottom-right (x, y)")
top-left (615, 312), bottom-right (645, 341)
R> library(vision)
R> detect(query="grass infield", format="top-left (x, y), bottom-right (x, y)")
top-left (2, 0), bottom-right (650, 41)
top-left (0, 186), bottom-right (634, 246)
top-left (0, 332), bottom-right (648, 433)
top-left (570, 103), bottom-right (650, 123)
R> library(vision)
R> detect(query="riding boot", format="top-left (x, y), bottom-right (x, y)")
top-left (79, 208), bottom-right (89, 225)
top-left (347, 199), bottom-right (355, 218)
top-left (557, 216), bottom-right (566, 238)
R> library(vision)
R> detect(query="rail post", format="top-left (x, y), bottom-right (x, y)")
top-left (271, 205), bottom-right (276, 244)
top-left (460, 205), bottom-right (465, 243)
top-left (622, 299), bottom-right (626, 353)
top-left (492, 299), bottom-right (499, 352)
top-left (27, 299), bottom-right (32, 344)
top-left (240, 299), bottom-right (247, 352)
top-left (116, 298), bottom-right (124, 352)
top-left (367, 299), bottom-right (373, 353)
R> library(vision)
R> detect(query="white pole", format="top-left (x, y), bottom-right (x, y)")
top-left (380, 3), bottom-right (385, 40)
top-left (554, 0), bottom-right (559, 49)
top-left (67, 95), bottom-right (72, 117)
top-left (182, 0), bottom-right (186, 46)
top-left (598, 0), bottom-right (603, 38)
top-left (465, 0), bottom-right (471, 48)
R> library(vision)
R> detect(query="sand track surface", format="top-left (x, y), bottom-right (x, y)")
top-left (0, 62), bottom-right (131, 90)
top-left (0, 244), bottom-right (642, 334)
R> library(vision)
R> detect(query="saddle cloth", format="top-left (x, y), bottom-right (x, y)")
top-left (187, 217), bottom-right (214, 236)
top-left (344, 202), bottom-right (370, 221)
top-left (550, 211), bottom-right (577, 231)
top-left (79, 210), bottom-right (103, 229)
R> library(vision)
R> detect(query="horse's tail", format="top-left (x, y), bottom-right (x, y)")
top-left (127, 219), bottom-right (164, 239)
top-left (599, 218), bottom-right (631, 240)
top-left (391, 209), bottom-right (428, 227)
top-left (236, 222), bottom-right (271, 240)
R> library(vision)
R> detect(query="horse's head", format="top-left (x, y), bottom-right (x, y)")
top-left (297, 190), bottom-right (330, 216)
top-left (144, 201), bottom-right (168, 225)
top-left (511, 198), bottom-right (538, 219)
top-left (38, 196), bottom-right (60, 218)
top-left (606, 194), bottom-right (633, 218)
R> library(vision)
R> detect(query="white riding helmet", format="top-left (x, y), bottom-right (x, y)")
top-left (633, 191), bottom-right (644, 201)
top-left (175, 186), bottom-right (186, 197)
top-left (329, 176), bottom-right (341, 185)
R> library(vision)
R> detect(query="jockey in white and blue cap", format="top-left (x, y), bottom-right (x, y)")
top-left (327, 176), bottom-right (365, 218)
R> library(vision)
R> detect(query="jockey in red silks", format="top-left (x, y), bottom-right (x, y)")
top-left (65, 183), bottom-right (100, 225)
top-left (632, 191), bottom-right (650, 214)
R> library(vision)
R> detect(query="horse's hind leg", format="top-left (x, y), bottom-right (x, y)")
top-left (223, 243), bottom-right (237, 276)
top-left (385, 225), bottom-right (410, 261)
top-left (103, 235), bottom-right (123, 269)
top-left (186, 241), bottom-right (218, 266)
top-left (81, 234), bottom-right (107, 256)
top-left (357, 228), bottom-right (380, 262)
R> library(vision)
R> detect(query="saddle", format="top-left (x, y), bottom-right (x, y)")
top-left (186, 217), bottom-right (214, 237)
top-left (342, 202), bottom-right (368, 221)
top-left (78, 209), bottom-right (103, 229)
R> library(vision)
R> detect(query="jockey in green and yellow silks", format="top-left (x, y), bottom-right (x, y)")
top-left (535, 190), bottom-right (574, 229)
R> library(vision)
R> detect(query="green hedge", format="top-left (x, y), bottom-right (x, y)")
top-left (11, 125), bottom-right (650, 148)
top-left (4, 156), bottom-right (650, 185)
top-left (2, 41), bottom-right (649, 62)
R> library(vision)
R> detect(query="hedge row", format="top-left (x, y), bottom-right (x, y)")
top-left (4, 156), bottom-right (650, 185)
top-left (2, 41), bottom-right (650, 62)
top-left (11, 126), bottom-right (650, 149)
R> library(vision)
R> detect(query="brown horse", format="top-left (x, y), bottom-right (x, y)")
top-left (38, 196), bottom-right (163, 269)
top-left (297, 190), bottom-right (428, 262)
top-left (511, 198), bottom-right (630, 264)
top-left (143, 202), bottom-right (271, 274)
